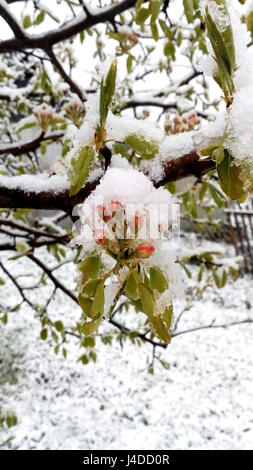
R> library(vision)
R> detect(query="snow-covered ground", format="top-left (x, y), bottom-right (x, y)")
top-left (0, 249), bottom-right (253, 450)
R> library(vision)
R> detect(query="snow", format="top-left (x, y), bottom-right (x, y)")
top-left (193, 112), bottom-right (226, 154)
top-left (106, 111), bottom-right (164, 144)
top-left (199, 1), bottom-right (230, 32)
top-left (0, 84), bottom-right (33, 100)
top-left (0, 174), bottom-right (69, 194)
top-left (140, 131), bottom-right (195, 182)
top-left (81, 167), bottom-right (172, 207)
top-left (0, 247), bottom-right (253, 450)
top-left (74, 165), bottom-right (176, 248)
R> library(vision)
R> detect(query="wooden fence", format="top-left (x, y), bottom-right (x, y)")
top-left (225, 198), bottom-right (253, 275)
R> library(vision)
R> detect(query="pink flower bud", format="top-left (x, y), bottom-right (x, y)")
top-left (136, 243), bottom-right (155, 258)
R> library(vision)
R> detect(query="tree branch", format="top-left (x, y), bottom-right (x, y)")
top-left (44, 47), bottom-right (85, 102)
top-left (0, 152), bottom-right (215, 211)
top-left (155, 151), bottom-right (215, 187)
top-left (0, 131), bottom-right (64, 156)
top-left (0, 0), bottom-right (26, 40)
top-left (0, 0), bottom-right (139, 53)
top-left (0, 176), bottom-right (100, 212)
top-left (172, 318), bottom-right (253, 337)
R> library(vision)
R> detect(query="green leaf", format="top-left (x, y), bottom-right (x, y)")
top-left (197, 263), bottom-right (204, 282)
top-left (183, 0), bottom-right (194, 24)
top-left (213, 272), bottom-right (221, 288)
top-left (212, 146), bottom-right (225, 165)
top-left (139, 283), bottom-right (155, 316)
top-left (99, 60), bottom-right (117, 128)
top-left (40, 328), bottom-right (48, 340)
top-left (23, 15), bottom-right (32, 29)
top-left (247, 11), bottom-right (253, 40)
top-left (205, 10), bottom-right (235, 98)
top-left (126, 55), bottom-right (133, 74)
top-left (199, 182), bottom-right (208, 201)
top-left (208, 183), bottom-right (226, 207)
top-left (80, 30), bottom-right (85, 43)
top-left (89, 280), bottom-right (105, 318)
top-left (35, 10), bottom-right (45, 25)
top-left (200, 143), bottom-right (220, 157)
top-left (81, 312), bottom-right (103, 336)
top-left (221, 269), bottom-right (228, 287)
top-left (82, 278), bottom-right (100, 297)
top-left (69, 146), bottom-right (94, 196)
top-left (150, 0), bottom-right (162, 24)
top-left (150, 23), bottom-right (159, 41)
top-left (135, 7), bottom-right (150, 25)
top-left (0, 313), bottom-right (8, 325)
top-left (79, 255), bottom-right (101, 283)
top-left (136, 0), bottom-right (145, 9)
top-left (159, 19), bottom-right (173, 39)
top-left (6, 414), bottom-right (18, 428)
top-left (148, 314), bottom-right (171, 343)
top-left (164, 41), bottom-right (176, 60)
top-left (125, 271), bottom-right (139, 300)
top-left (17, 121), bottom-right (36, 133)
top-left (165, 181), bottom-right (177, 194)
top-left (78, 353), bottom-right (89, 364)
top-left (150, 266), bottom-right (168, 293)
top-left (138, 282), bottom-right (170, 343)
top-left (217, 150), bottom-right (248, 201)
top-left (124, 133), bottom-right (158, 159)
top-left (54, 321), bottom-right (64, 332)
top-left (211, 0), bottom-right (235, 72)
top-left (162, 304), bottom-right (173, 329)
top-left (78, 295), bottom-right (93, 316)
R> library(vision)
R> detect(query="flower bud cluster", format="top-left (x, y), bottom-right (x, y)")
top-left (64, 99), bottom-right (86, 128)
top-left (33, 103), bottom-right (54, 132)
top-left (164, 112), bottom-right (200, 135)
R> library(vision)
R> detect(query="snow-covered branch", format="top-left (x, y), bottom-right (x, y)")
top-left (0, 0), bottom-right (26, 40)
top-left (0, 131), bottom-right (63, 156)
top-left (0, 150), bottom-right (215, 211)
top-left (0, 0), bottom-right (138, 53)
top-left (0, 174), bottom-right (100, 212)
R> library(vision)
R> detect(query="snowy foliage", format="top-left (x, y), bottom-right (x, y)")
top-left (0, 0), bottom-right (252, 384)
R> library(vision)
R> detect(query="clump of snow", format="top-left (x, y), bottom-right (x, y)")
top-left (199, 0), bottom-right (230, 32)
top-left (74, 92), bottom-right (99, 148)
top-left (82, 167), bottom-right (171, 207)
top-left (140, 131), bottom-right (195, 183)
top-left (228, 5), bottom-right (250, 73)
top-left (159, 131), bottom-right (195, 162)
top-left (193, 113), bottom-right (226, 154)
top-left (0, 174), bottom-right (68, 194)
top-left (104, 281), bottom-right (120, 318)
top-left (140, 156), bottom-right (165, 183)
top-left (110, 154), bottom-right (131, 170)
top-left (106, 112), bottom-right (164, 144)
top-left (226, 87), bottom-right (253, 162)
top-left (197, 0), bottom-right (232, 76)
top-left (197, 41), bottom-right (218, 77)
top-left (224, 4), bottom-right (253, 168)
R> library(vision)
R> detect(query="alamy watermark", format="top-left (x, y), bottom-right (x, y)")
top-left (72, 197), bottom-right (181, 251)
